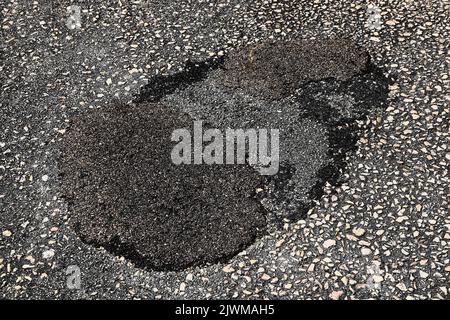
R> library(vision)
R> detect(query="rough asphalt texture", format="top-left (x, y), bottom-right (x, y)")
top-left (1, 0), bottom-right (449, 299)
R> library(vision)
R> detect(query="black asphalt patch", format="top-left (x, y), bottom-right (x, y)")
top-left (161, 39), bottom-right (389, 223)
top-left (59, 104), bottom-right (266, 271)
top-left (219, 39), bottom-right (370, 100)
top-left (59, 39), bottom-right (388, 271)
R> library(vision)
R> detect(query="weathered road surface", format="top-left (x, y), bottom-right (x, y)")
top-left (1, 1), bottom-right (448, 299)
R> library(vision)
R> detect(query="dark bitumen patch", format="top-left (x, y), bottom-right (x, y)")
top-left (134, 58), bottom-right (224, 104)
top-left (219, 39), bottom-right (370, 100)
top-left (59, 39), bottom-right (388, 271)
top-left (59, 104), bottom-right (266, 271)
top-left (162, 39), bottom-right (389, 223)
top-left (294, 64), bottom-right (390, 203)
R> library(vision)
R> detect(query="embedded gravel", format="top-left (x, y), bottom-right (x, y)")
top-left (1, 0), bottom-right (448, 300)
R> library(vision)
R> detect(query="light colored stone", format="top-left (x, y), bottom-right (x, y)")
top-left (373, 275), bottom-right (384, 283)
top-left (222, 265), bottom-right (235, 273)
top-left (261, 273), bottom-right (271, 281)
top-left (276, 239), bottom-right (285, 248)
top-left (2, 230), bottom-right (12, 237)
top-left (43, 249), bottom-right (55, 259)
top-left (323, 239), bottom-right (336, 249)
top-left (419, 271), bottom-right (429, 278)
top-left (386, 19), bottom-right (398, 26)
top-left (352, 227), bottom-right (366, 237)
top-left (396, 283), bottom-right (407, 292)
top-left (329, 290), bottom-right (343, 300)
top-left (396, 216), bottom-right (408, 223)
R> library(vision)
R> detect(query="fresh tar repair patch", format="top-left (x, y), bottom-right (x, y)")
top-left (59, 39), bottom-right (389, 271)
top-left (59, 104), bottom-right (266, 271)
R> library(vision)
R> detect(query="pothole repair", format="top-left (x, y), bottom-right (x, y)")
top-left (59, 39), bottom-right (389, 271)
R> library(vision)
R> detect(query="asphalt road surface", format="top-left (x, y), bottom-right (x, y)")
top-left (1, 1), bottom-right (449, 299)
